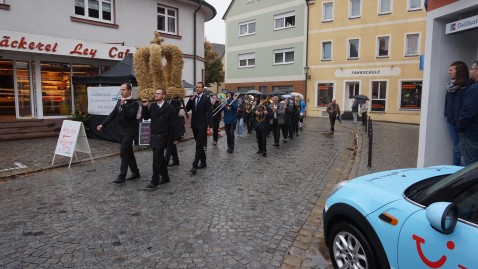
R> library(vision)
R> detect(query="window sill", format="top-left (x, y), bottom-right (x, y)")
top-left (376, 56), bottom-right (390, 59)
top-left (407, 8), bottom-right (422, 12)
top-left (238, 66), bottom-right (255, 69)
top-left (239, 33), bottom-right (256, 37)
top-left (321, 59), bottom-right (332, 61)
top-left (71, 16), bottom-right (118, 29)
top-left (378, 12), bottom-right (391, 16)
top-left (273, 62), bottom-right (294, 66)
top-left (274, 26), bottom-right (295, 31)
top-left (347, 58), bottom-right (359, 60)
top-left (348, 16), bottom-right (361, 20)
top-left (404, 54), bottom-right (419, 57)
top-left (322, 19), bottom-right (333, 23)
top-left (0, 4), bottom-right (10, 10)
top-left (156, 31), bottom-right (182, 40)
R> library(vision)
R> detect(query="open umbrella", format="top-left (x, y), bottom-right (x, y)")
top-left (246, 89), bottom-right (262, 95)
top-left (353, 94), bottom-right (369, 100)
top-left (281, 94), bottom-right (291, 99)
top-left (290, 92), bottom-right (304, 99)
top-left (270, 89), bottom-right (286, 96)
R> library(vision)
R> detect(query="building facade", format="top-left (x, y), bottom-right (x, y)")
top-left (223, 0), bottom-right (308, 96)
top-left (306, 0), bottom-right (426, 123)
top-left (418, 0), bottom-right (478, 167)
top-left (0, 0), bottom-right (214, 126)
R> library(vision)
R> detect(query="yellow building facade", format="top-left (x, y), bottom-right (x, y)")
top-left (306, 0), bottom-right (426, 123)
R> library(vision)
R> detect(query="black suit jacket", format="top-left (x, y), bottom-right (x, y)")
top-left (101, 99), bottom-right (139, 136)
top-left (186, 94), bottom-right (213, 130)
top-left (142, 102), bottom-right (179, 149)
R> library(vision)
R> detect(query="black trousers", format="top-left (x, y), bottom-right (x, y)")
top-left (244, 114), bottom-right (253, 133)
top-left (272, 119), bottom-right (280, 144)
top-left (329, 116), bottom-right (336, 132)
top-left (361, 112), bottom-right (368, 126)
top-left (119, 134), bottom-right (138, 178)
top-left (224, 124), bottom-right (236, 150)
top-left (256, 128), bottom-right (268, 153)
top-left (212, 118), bottom-right (221, 142)
top-left (152, 143), bottom-right (168, 183)
top-left (280, 124), bottom-right (289, 140)
top-left (192, 127), bottom-right (207, 167)
top-left (164, 142), bottom-right (178, 163)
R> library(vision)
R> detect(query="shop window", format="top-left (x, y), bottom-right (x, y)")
top-left (323, 2), bottom-right (333, 22)
top-left (239, 20), bottom-right (256, 36)
top-left (274, 49), bottom-right (294, 65)
top-left (72, 64), bottom-right (101, 114)
top-left (400, 81), bottom-right (422, 109)
top-left (348, 39), bottom-right (359, 59)
top-left (41, 62), bottom-right (72, 116)
top-left (377, 36), bottom-right (390, 57)
top-left (74, 0), bottom-right (113, 22)
top-left (274, 12), bottom-right (295, 30)
top-left (16, 61), bottom-right (34, 118)
top-left (379, 0), bottom-right (391, 14)
top-left (322, 41), bottom-right (332, 60)
top-left (349, 0), bottom-right (361, 18)
top-left (0, 60), bottom-right (15, 117)
top-left (157, 5), bottom-right (177, 35)
top-left (318, 83), bottom-right (334, 107)
top-left (238, 53), bottom-right (255, 68)
top-left (371, 81), bottom-right (387, 112)
top-left (405, 33), bottom-right (419, 56)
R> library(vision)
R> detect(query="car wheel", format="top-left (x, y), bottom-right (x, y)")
top-left (328, 221), bottom-right (377, 269)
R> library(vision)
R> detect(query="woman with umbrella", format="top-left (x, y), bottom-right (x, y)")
top-left (354, 95), bottom-right (369, 126)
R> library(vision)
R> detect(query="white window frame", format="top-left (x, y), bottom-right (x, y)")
top-left (274, 11), bottom-right (295, 30)
top-left (239, 20), bottom-right (256, 36)
top-left (370, 80), bottom-right (388, 112)
top-left (349, 0), bottom-right (361, 19)
top-left (376, 35), bottom-right (391, 58)
top-left (74, 0), bottom-right (113, 23)
top-left (317, 81), bottom-right (335, 108)
top-left (273, 48), bottom-right (295, 65)
top-left (238, 53), bottom-right (255, 68)
top-left (322, 2), bottom-right (334, 22)
top-left (157, 4), bottom-right (178, 35)
top-left (378, 0), bottom-right (392, 14)
top-left (347, 38), bottom-right (360, 60)
top-left (321, 41), bottom-right (333, 61)
top-left (0, 0), bottom-right (6, 4)
top-left (404, 33), bottom-right (420, 57)
top-left (408, 0), bottom-right (422, 11)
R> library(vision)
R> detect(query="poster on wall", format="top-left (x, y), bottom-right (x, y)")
top-left (87, 86), bottom-right (121, 115)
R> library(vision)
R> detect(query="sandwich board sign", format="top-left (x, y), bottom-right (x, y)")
top-left (52, 120), bottom-right (93, 168)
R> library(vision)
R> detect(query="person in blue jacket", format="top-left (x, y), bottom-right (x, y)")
top-left (218, 92), bottom-right (239, 153)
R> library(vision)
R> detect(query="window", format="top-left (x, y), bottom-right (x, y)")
top-left (239, 20), bottom-right (256, 36)
top-left (348, 39), bottom-right (359, 59)
top-left (260, 86), bottom-right (268, 94)
top-left (405, 34), bottom-right (419, 56)
top-left (400, 81), bottom-right (422, 109)
top-left (273, 49), bottom-right (295, 65)
top-left (347, 82), bottom-right (360, 98)
top-left (408, 0), bottom-right (422, 11)
top-left (377, 36), bottom-right (390, 57)
top-left (0, 0), bottom-right (9, 10)
top-left (323, 2), bottom-right (333, 22)
top-left (318, 83), bottom-right (334, 107)
top-left (157, 5), bottom-right (177, 35)
top-left (273, 86), bottom-right (293, 94)
top-left (379, 0), bottom-right (391, 14)
top-left (322, 41), bottom-right (332, 61)
top-left (75, 0), bottom-right (112, 22)
top-left (349, 0), bottom-right (361, 18)
top-left (371, 81), bottom-right (387, 112)
top-left (274, 12), bottom-right (295, 30)
top-left (238, 53), bottom-right (255, 68)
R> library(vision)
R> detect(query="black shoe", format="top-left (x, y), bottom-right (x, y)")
top-left (198, 163), bottom-right (207, 169)
top-left (190, 166), bottom-right (197, 174)
top-left (126, 172), bottom-right (140, 181)
top-left (296, 133), bottom-right (299, 137)
top-left (158, 177), bottom-right (170, 185)
top-left (168, 161), bottom-right (179, 167)
top-left (300, 127), bottom-right (303, 131)
top-left (145, 182), bottom-right (158, 189)
top-left (257, 150), bottom-right (263, 154)
top-left (113, 177), bottom-right (125, 184)
top-left (273, 143), bottom-right (279, 147)
top-left (227, 148), bottom-right (233, 153)
top-left (262, 152), bottom-right (267, 157)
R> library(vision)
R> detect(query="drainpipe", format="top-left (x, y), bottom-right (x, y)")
top-left (193, 0), bottom-right (202, 85)
top-left (304, 0), bottom-right (310, 103)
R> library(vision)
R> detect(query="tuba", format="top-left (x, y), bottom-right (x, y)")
top-left (244, 94), bottom-right (255, 113)
top-left (256, 96), bottom-right (271, 123)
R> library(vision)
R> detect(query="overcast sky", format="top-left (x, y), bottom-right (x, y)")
top-left (204, 0), bottom-right (232, 44)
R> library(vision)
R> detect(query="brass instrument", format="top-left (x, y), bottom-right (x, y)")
top-left (255, 96), bottom-right (271, 123)
top-left (244, 94), bottom-right (255, 113)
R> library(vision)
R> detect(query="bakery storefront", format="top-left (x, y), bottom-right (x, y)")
top-left (0, 30), bottom-right (136, 121)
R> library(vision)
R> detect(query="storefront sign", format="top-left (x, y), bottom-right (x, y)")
top-left (0, 30), bottom-right (136, 60)
top-left (87, 86), bottom-right (121, 115)
top-left (446, 14), bottom-right (478, 35)
top-left (335, 67), bottom-right (401, 77)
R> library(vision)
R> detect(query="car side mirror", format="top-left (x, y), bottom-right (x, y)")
top-left (426, 202), bottom-right (458, 234)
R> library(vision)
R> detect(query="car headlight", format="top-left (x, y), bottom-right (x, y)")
top-left (328, 180), bottom-right (349, 198)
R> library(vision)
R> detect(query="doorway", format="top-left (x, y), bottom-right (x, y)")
top-left (345, 81), bottom-right (360, 111)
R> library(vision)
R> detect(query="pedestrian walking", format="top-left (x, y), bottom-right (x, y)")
top-left (351, 100), bottom-right (359, 124)
top-left (236, 96), bottom-right (245, 136)
top-left (360, 100), bottom-right (368, 126)
top-left (326, 99), bottom-right (340, 134)
top-left (165, 98), bottom-right (182, 167)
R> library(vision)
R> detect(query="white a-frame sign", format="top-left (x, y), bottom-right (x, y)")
top-left (52, 120), bottom-right (94, 168)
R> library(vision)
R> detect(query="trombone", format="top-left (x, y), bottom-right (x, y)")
top-left (212, 93), bottom-right (241, 117)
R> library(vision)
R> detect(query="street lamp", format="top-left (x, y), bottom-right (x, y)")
top-left (304, 66), bottom-right (311, 80)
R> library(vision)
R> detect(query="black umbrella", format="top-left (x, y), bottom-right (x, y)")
top-left (270, 89), bottom-right (286, 96)
top-left (246, 89), bottom-right (262, 95)
top-left (354, 94), bottom-right (370, 100)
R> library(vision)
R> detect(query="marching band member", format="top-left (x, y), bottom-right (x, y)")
top-left (211, 94), bottom-right (222, 146)
top-left (253, 95), bottom-right (273, 157)
top-left (216, 92), bottom-right (239, 153)
top-left (271, 96), bottom-right (280, 147)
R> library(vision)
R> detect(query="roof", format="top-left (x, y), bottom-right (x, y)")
top-left (195, 0), bottom-right (217, 22)
top-left (222, 0), bottom-right (236, 20)
top-left (211, 43), bottom-right (225, 58)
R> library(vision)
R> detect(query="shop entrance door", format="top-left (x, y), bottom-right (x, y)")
top-left (345, 81), bottom-right (360, 112)
top-left (15, 61), bottom-right (34, 118)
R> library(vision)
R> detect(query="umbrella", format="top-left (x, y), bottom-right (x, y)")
top-left (246, 89), bottom-right (262, 95)
top-left (270, 89), bottom-right (286, 96)
top-left (281, 94), bottom-right (291, 99)
top-left (290, 92), bottom-right (304, 99)
top-left (353, 94), bottom-right (369, 100)
top-left (204, 89), bottom-right (213, 95)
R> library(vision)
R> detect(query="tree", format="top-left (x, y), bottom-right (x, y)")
top-left (204, 39), bottom-right (224, 86)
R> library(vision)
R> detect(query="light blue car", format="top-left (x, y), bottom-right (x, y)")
top-left (323, 163), bottom-right (478, 269)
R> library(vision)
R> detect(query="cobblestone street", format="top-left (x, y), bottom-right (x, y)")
top-left (0, 118), bottom-right (350, 269)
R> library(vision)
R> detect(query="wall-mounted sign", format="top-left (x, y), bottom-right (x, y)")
top-left (446, 14), bottom-right (478, 35)
top-left (87, 86), bottom-right (121, 115)
top-left (0, 30), bottom-right (136, 60)
top-left (335, 67), bottom-right (401, 77)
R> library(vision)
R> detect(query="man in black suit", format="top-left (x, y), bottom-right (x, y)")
top-left (141, 89), bottom-right (180, 188)
top-left (186, 82), bottom-right (213, 174)
top-left (97, 83), bottom-right (140, 184)
top-left (164, 98), bottom-right (182, 167)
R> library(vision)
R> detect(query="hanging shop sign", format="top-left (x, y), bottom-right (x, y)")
top-left (446, 14), bottom-right (478, 35)
top-left (335, 67), bottom-right (401, 77)
top-left (0, 30), bottom-right (136, 60)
